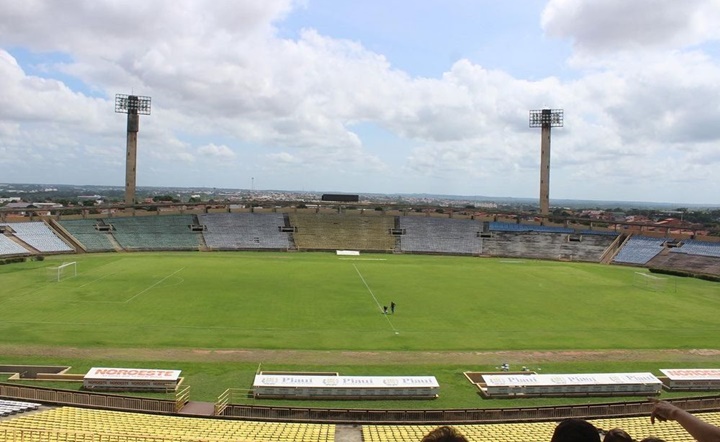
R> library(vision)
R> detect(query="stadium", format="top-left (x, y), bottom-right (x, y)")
top-left (2, 200), bottom-right (720, 441)
top-left (5, 0), bottom-right (720, 438)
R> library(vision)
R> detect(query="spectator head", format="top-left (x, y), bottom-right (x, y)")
top-left (639, 438), bottom-right (665, 442)
top-left (421, 425), bottom-right (469, 442)
top-left (551, 418), bottom-right (601, 442)
top-left (603, 428), bottom-right (634, 442)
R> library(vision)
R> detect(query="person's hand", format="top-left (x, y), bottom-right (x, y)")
top-left (649, 398), bottom-right (681, 424)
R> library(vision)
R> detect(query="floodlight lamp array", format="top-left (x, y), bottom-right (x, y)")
top-left (529, 109), bottom-right (563, 128)
top-left (115, 94), bottom-right (152, 115)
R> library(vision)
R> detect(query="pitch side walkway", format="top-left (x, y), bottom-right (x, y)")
top-left (178, 401), bottom-right (215, 416)
top-left (335, 425), bottom-right (363, 442)
top-left (1, 345), bottom-right (719, 365)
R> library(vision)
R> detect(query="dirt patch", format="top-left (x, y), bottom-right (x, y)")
top-left (1, 345), bottom-right (720, 366)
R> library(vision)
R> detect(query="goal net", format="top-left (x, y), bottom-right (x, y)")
top-left (633, 272), bottom-right (671, 292)
top-left (52, 261), bottom-right (77, 282)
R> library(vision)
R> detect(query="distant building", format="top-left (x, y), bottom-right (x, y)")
top-left (4, 202), bottom-right (63, 216)
top-left (321, 194), bottom-right (359, 203)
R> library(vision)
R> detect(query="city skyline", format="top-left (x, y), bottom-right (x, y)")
top-left (1, 1), bottom-right (720, 204)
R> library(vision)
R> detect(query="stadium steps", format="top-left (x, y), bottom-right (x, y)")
top-left (177, 401), bottom-right (215, 416)
top-left (106, 231), bottom-right (125, 252)
top-left (48, 219), bottom-right (85, 253)
top-left (335, 425), bottom-right (363, 442)
top-left (599, 233), bottom-right (627, 264)
top-left (5, 234), bottom-right (37, 254)
top-left (56, 219), bottom-right (117, 252)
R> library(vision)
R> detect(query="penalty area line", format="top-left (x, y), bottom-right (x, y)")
top-left (78, 272), bottom-right (116, 290)
top-left (124, 268), bottom-right (185, 304)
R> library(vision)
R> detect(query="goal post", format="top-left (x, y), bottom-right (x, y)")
top-left (54, 261), bottom-right (77, 282)
top-left (633, 271), bottom-right (674, 293)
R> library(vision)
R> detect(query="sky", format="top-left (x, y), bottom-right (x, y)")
top-left (1, 0), bottom-right (720, 204)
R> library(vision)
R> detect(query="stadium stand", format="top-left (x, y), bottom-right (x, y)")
top-left (0, 234), bottom-right (29, 256)
top-left (1, 401), bottom-right (718, 442)
top-left (591, 413), bottom-right (720, 442)
top-left (399, 217), bottom-right (482, 255)
top-left (199, 212), bottom-right (291, 250)
top-left (647, 252), bottom-right (720, 277)
top-left (290, 212), bottom-right (395, 251)
top-left (0, 222), bottom-right (73, 253)
top-left (3, 210), bottom-right (720, 441)
top-left (481, 231), bottom-right (617, 262)
top-left (109, 215), bottom-right (202, 250)
top-left (0, 399), bottom-right (40, 417)
top-left (489, 222), bottom-right (574, 233)
top-left (578, 229), bottom-right (621, 236)
top-left (613, 236), bottom-right (665, 265)
top-left (58, 219), bottom-right (117, 252)
top-left (671, 239), bottom-right (720, 258)
top-left (0, 406), bottom-right (335, 442)
top-left (362, 413), bottom-right (720, 442)
top-left (363, 422), bottom-right (558, 442)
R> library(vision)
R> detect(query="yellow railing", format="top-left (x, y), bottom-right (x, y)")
top-left (175, 385), bottom-right (190, 412)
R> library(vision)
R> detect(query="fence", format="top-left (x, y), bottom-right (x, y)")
top-left (3, 382), bottom-right (720, 425)
top-left (218, 396), bottom-right (720, 424)
top-left (0, 383), bottom-right (176, 414)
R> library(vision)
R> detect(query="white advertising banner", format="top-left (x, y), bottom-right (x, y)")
top-left (660, 369), bottom-right (720, 380)
top-left (482, 372), bottom-right (662, 397)
top-left (253, 374), bottom-right (439, 398)
top-left (254, 374), bottom-right (438, 389)
top-left (336, 250), bottom-right (360, 256)
top-left (83, 367), bottom-right (182, 391)
top-left (85, 367), bottom-right (182, 381)
top-left (483, 372), bottom-right (660, 387)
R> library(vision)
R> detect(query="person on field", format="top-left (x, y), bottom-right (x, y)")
top-left (390, 301), bottom-right (396, 314)
top-left (649, 398), bottom-right (720, 442)
top-left (383, 305), bottom-right (388, 314)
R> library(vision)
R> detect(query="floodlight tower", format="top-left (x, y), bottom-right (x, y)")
top-left (529, 108), bottom-right (563, 216)
top-left (115, 94), bottom-right (152, 208)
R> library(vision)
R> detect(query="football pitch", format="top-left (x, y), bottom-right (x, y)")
top-left (1, 251), bottom-right (719, 352)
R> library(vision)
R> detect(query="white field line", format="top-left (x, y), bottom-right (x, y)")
top-left (124, 268), bottom-right (185, 304)
top-left (352, 264), bottom-right (398, 333)
top-left (78, 272), bottom-right (116, 290)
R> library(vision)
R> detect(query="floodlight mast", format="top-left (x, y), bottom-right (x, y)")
top-left (529, 109), bottom-right (563, 217)
top-left (115, 94), bottom-right (152, 208)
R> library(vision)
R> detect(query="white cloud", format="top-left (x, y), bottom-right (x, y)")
top-left (542, 0), bottom-right (720, 54)
top-left (267, 152), bottom-right (300, 165)
top-left (0, 1), bottom-right (720, 203)
top-left (197, 143), bottom-right (236, 160)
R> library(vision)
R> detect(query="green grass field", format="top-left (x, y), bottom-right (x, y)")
top-left (1, 252), bottom-right (719, 351)
top-left (1, 251), bottom-right (719, 406)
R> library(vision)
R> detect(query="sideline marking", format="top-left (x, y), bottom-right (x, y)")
top-left (339, 258), bottom-right (388, 261)
top-left (352, 264), bottom-right (399, 334)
